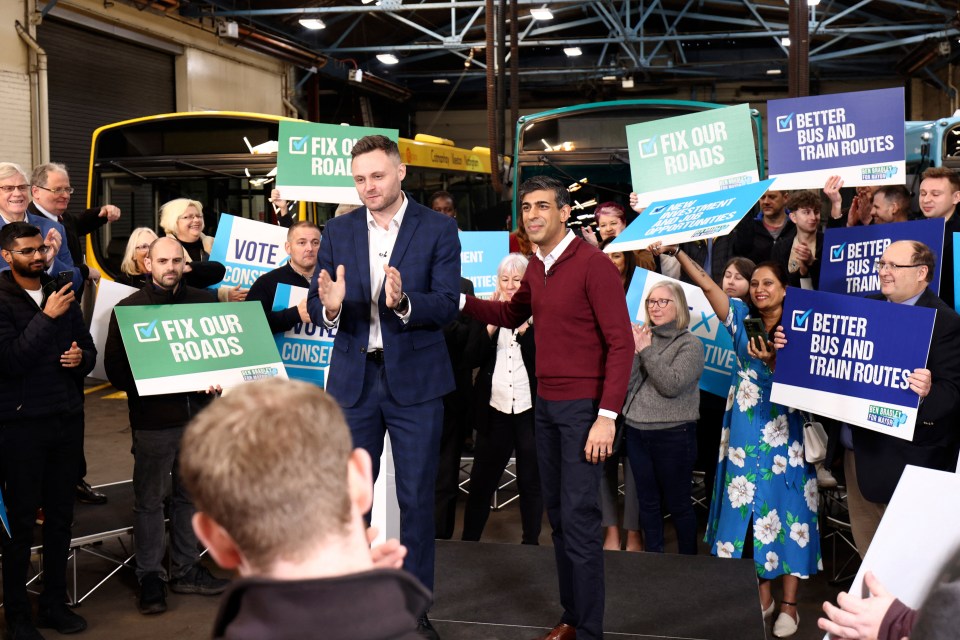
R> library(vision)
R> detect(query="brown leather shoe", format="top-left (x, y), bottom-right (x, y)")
top-left (531, 622), bottom-right (576, 640)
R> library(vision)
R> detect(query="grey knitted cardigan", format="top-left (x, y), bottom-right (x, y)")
top-left (622, 322), bottom-right (704, 430)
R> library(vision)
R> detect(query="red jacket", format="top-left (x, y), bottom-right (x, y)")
top-left (463, 237), bottom-right (633, 414)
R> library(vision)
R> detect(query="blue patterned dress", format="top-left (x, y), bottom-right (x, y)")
top-left (704, 298), bottom-right (821, 579)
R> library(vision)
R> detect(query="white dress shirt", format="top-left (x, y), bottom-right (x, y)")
top-left (322, 195), bottom-right (411, 348)
top-left (489, 328), bottom-right (533, 414)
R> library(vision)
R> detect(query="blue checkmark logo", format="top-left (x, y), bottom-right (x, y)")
top-left (792, 308), bottom-right (812, 332)
top-left (776, 113), bottom-right (794, 133)
top-left (830, 243), bottom-right (846, 262)
top-left (638, 136), bottom-right (659, 159)
top-left (134, 320), bottom-right (160, 343)
top-left (289, 135), bottom-right (310, 155)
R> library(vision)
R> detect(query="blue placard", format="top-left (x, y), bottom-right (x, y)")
top-left (0, 487), bottom-right (9, 538)
top-left (954, 232), bottom-right (960, 313)
top-left (459, 231), bottom-right (509, 298)
top-left (272, 283), bottom-right (335, 388)
top-left (771, 287), bottom-right (934, 440)
top-left (608, 179), bottom-right (774, 253)
top-left (767, 88), bottom-right (905, 190)
top-left (208, 214), bottom-right (290, 290)
top-left (820, 218), bottom-right (945, 297)
top-left (626, 268), bottom-right (736, 397)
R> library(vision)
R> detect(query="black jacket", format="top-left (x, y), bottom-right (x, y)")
top-left (213, 569), bottom-right (430, 640)
top-left (104, 281), bottom-right (218, 430)
top-left (732, 214), bottom-right (797, 267)
top-left (0, 270), bottom-right (95, 419)
top-left (473, 325), bottom-right (537, 431)
top-left (246, 263), bottom-right (312, 334)
top-left (854, 288), bottom-right (960, 503)
top-left (772, 230), bottom-right (825, 290)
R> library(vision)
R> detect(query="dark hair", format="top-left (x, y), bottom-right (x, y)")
top-left (786, 190), bottom-right (821, 215)
top-left (922, 166), bottom-right (960, 192)
top-left (722, 256), bottom-right (757, 283)
top-left (429, 190), bottom-right (454, 208)
top-left (0, 222), bottom-right (42, 251)
top-left (599, 237), bottom-right (637, 293)
top-left (748, 260), bottom-right (788, 324)
top-left (518, 175), bottom-right (571, 209)
top-left (875, 185), bottom-right (911, 217)
top-left (351, 135), bottom-right (401, 161)
top-left (908, 240), bottom-right (936, 283)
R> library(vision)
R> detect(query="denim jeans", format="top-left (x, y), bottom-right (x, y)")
top-left (131, 427), bottom-right (199, 581)
top-left (626, 422), bottom-right (698, 555)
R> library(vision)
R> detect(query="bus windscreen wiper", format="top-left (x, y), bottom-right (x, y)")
top-left (98, 160), bottom-right (146, 181)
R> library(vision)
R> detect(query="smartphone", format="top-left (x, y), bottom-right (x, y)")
top-left (41, 271), bottom-right (73, 300)
top-left (743, 317), bottom-right (768, 349)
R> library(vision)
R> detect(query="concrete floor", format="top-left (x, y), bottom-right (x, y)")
top-left (0, 379), bottom-right (854, 640)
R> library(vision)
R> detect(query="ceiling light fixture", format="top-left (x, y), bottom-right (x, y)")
top-left (766, 68), bottom-right (782, 75)
top-left (563, 47), bottom-right (582, 57)
top-left (530, 8), bottom-right (553, 20)
top-left (433, 78), bottom-right (450, 85)
top-left (299, 18), bottom-right (326, 30)
top-left (780, 37), bottom-right (790, 46)
top-left (377, 53), bottom-right (399, 64)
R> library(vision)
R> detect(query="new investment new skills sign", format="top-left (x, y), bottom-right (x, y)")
top-left (771, 287), bottom-right (934, 441)
top-left (114, 302), bottom-right (287, 396)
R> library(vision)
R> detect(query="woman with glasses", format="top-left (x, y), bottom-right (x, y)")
top-left (622, 283), bottom-right (704, 556)
top-left (158, 198), bottom-right (246, 301)
top-left (653, 242), bottom-right (819, 639)
top-left (117, 228), bottom-right (159, 287)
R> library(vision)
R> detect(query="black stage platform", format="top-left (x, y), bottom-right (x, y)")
top-left (433, 540), bottom-right (766, 640)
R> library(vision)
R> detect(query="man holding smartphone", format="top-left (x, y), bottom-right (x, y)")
top-left (0, 222), bottom-right (95, 638)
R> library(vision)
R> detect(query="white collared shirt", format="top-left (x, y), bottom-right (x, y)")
top-left (489, 328), bottom-right (533, 414)
top-left (321, 195), bottom-right (411, 349)
top-left (33, 202), bottom-right (59, 222)
top-left (536, 230), bottom-right (576, 273)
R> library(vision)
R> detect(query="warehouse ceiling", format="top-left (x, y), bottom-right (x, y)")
top-left (174, 0), bottom-right (960, 108)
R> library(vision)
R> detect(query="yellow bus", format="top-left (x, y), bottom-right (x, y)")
top-left (84, 111), bottom-right (498, 280)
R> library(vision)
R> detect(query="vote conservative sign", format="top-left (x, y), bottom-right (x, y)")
top-left (819, 218), bottom-right (945, 297)
top-left (460, 231), bottom-right (509, 298)
top-left (276, 122), bottom-right (399, 204)
top-left (771, 287), bottom-right (934, 441)
top-left (626, 103), bottom-right (760, 208)
top-left (113, 302), bottom-right (287, 396)
top-left (209, 214), bottom-right (290, 291)
top-left (767, 87), bottom-right (905, 190)
top-left (272, 284), bottom-right (335, 388)
top-left (607, 179), bottom-right (774, 253)
top-left (625, 268), bottom-right (736, 397)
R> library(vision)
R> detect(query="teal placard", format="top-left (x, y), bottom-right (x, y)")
top-left (113, 301), bottom-right (286, 396)
top-left (276, 122), bottom-right (398, 204)
top-left (626, 104), bottom-right (759, 207)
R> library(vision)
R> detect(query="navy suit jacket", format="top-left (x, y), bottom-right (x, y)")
top-left (309, 196), bottom-right (460, 408)
top-left (854, 288), bottom-right (960, 503)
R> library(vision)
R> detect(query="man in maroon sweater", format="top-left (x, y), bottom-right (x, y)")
top-left (462, 176), bottom-right (633, 640)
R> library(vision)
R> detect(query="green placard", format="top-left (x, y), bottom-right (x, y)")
top-left (276, 121), bottom-right (399, 204)
top-left (114, 302), bottom-right (286, 396)
top-left (626, 104), bottom-right (759, 207)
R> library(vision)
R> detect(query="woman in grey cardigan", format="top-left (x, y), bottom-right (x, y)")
top-left (623, 281), bottom-right (704, 554)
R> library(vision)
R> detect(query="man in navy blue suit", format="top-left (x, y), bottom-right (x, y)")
top-left (308, 135), bottom-right (459, 639)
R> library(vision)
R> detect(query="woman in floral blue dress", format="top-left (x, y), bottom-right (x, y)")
top-left (653, 245), bottom-right (820, 639)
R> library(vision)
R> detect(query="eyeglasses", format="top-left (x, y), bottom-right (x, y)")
top-left (135, 243), bottom-right (152, 251)
top-left (646, 298), bottom-right (674, 308)
top-left (178, 214), bottom-right (203, 222)
top-left (34, 185), bottom-right (74, 196)
top-left (8, 245), bottom-right (52, 257)
top-left (0, 185), bottom-right (30, 194)
top-left (874, 260), bottom-right (924, 273)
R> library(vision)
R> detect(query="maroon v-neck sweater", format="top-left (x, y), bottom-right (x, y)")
top-left (463, 237), bottom-right (633, 414)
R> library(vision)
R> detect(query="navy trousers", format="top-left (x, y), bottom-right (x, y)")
top-left (342, 358), bottom-right (443, 592)
top-left (536, 397), bottom-right (605, 640)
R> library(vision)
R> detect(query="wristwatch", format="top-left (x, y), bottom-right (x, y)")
top-left (396, 292), bottom-right (410, 315)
